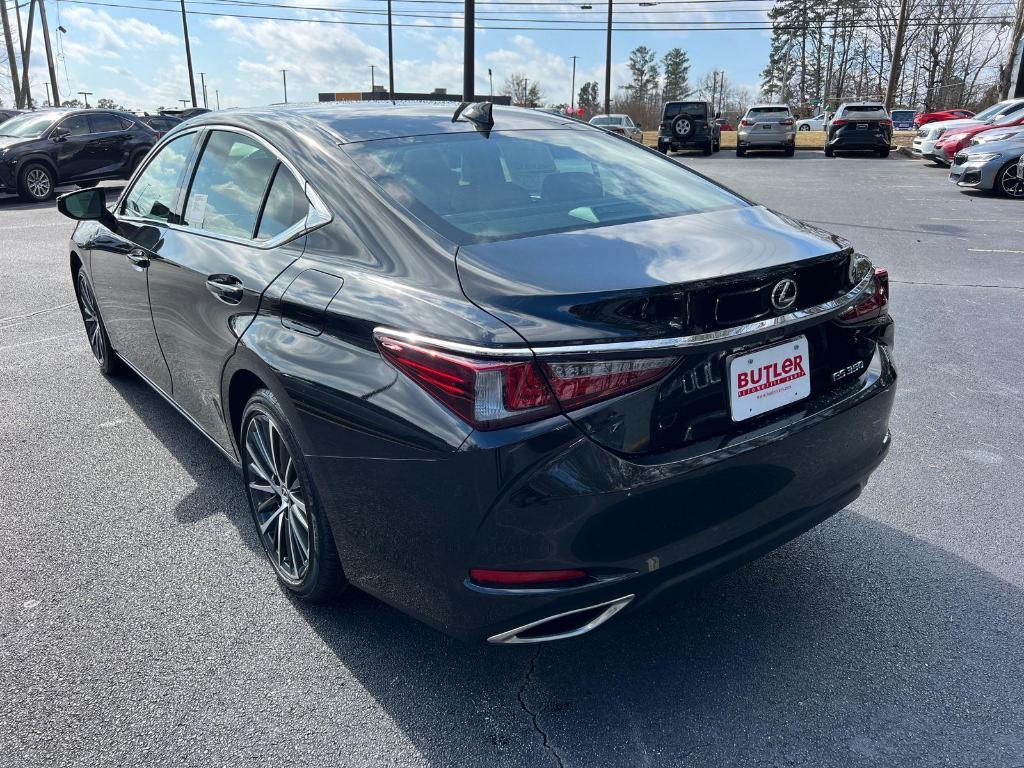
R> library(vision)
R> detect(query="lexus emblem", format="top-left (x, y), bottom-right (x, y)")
top-left (770, 278), bottom-right (798, 311)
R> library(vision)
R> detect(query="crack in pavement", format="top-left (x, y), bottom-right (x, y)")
top-left (891, 279), bottom-right (1024, 291)
top-left (517, 645), bottom-right (565, 768)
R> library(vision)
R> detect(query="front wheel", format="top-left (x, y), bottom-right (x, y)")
top-left (75, 269), bottom-right (123, 376)
top-left (799, 124), bottom-right (811, 131)
top-left (785, 145), bottom-right (796, 157)
top-left (241, 389), bottom-right (347, 602)
top-left (995, 161), bottom-right (1024, 198)
top-left (824, 146), bottom-right (835, 157)
top-left (877, 148), bottom-right (891, 158)
top-left (18, 163), bottom-right (55, 202)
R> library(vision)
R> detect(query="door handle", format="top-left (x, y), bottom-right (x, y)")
top-left (206, 274), bottom-right (245, 304)
top-left (126, 248), bottom-right (149, 268)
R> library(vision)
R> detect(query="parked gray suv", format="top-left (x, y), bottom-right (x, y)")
top-left (657, 101), bottom-right (720, 156)
top-left (737, 104), bottom-right (796, 156)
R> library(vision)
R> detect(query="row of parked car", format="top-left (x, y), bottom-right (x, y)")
top-left (910, 97), bottom-right (1024, 198)
top-left (0, 108), bottom-right (195, 202)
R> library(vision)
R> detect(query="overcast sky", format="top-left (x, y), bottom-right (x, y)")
top-left (8, 1), bottom-right (772, 111)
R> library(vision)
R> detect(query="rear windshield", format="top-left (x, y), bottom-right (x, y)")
top-left (345, 129), bottom-right (745, 244)
top-left (590, 116), bottom-right (621, 126)
top-left (663, 102), bottom-right (707, 119)
top-left (842, 105), bottom-right (887, 115)
top-left (749, 107), bottom-right (790, 115)
top-left (891, 110), bottom-right (916, 121)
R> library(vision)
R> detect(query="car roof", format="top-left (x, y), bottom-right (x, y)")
top-left (185, 101), bottom-right (586, 144)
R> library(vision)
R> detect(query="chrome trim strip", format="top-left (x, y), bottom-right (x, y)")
top-left (116, 354), bottom-right (241, 469)
top-left (487, 594), bottom-right (635, 644)
top-left (375, 269), bottom-right (875, 360)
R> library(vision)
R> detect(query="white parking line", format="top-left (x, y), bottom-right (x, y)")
top-left (931, 218), bottom-right (1007, 222)
top-left (967, 249), bottom-right (1024, 254)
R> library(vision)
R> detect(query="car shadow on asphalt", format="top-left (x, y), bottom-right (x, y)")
top-left (105, 366), bottom-right (1024, 767)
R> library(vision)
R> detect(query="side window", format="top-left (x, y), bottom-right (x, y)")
top-left (182, 131), bottom-right (278, 239)
top-left (89, 113), bottom-right (126, 133)
top-left (122, 133), bottom-right (196, 223)
top-left (60, 115), bottom-right (91, 137)
top-left (256, 166), bottom-right (308, 241)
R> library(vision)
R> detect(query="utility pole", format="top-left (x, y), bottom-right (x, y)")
top-left (38, 0), bottom-right (58, 106)
top-left (215, 89), bottom-right (220, 110)
top-left (604, 0), bottom-right (613, 114)
top-left (524, 77), bottom-right (529, 107)
top-left (17, 0), bottom-right (36, 109)
top-left (387, 0), bottom-right (394, 99)
top-left (45, 82), bottom-right (51, 106)
top-left (179, 99), bottom-right (189, 108)
top-left (179, 0), bottom-right (197, 107)
top-left (463, 0), bottom-right (474, 100)
top-left (488, 68), bottom-right (493, 99)
top-left (370, 64), bottom-right (375, 92)
top-left (1, 0), bottom-right (22, 107)
top-left (281, 69), bottom-right (288, 102)
top-left (884, 0), bottom-right (910, 110)
top-left (199, 71), bottom-right (208, 108)
top-left (78, 90), bottom-right (92, 107)
top-left (569, 54), bottom-right (578, 111)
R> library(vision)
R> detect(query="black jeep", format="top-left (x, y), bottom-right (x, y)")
top-left (657, 101), bottom-right (720, 156)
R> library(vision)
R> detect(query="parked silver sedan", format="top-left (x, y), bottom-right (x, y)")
top-left (948, 138), bottom-right (1024, 198)
top-left (737, 104), bottom-right (796, 156)
top-left (589, 113), bottom-right (644, 142)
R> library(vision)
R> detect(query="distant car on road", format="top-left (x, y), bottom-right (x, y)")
top-left (736, 104), bottom-right (796, 157)
top-left (948, 137), bottom-right (1024, 197)
top-left (914, 109), bottom-right (975, 127)
top-left (589, 113), bottom-right (643, 142)
top-left (795, 113), bottom-right (826, 131)
top-left (890, 109), bottom-right (918, 131)
top-left (657, 100), bottom-right (720, 155)
top-left (137, 113), bottom-right (182, 139)
top-left (0, 109), bottom-right (155, 202)
top-left (824, 102), bottom-right (892, 157)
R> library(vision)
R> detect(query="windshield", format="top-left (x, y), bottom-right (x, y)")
top-left (891, 110), bottom-right (916, 121)
top-left (0, 112), bottom-right (59, 138)
top-left (345, 129), bottom-right (745, 244)
top-left (975, 100), bottom-right (1019, 121)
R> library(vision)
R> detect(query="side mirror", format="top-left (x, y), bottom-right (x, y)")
top-left (51, 127), bottom-right (70, 141)
top-left (58, 187), bottom-right (116, 229)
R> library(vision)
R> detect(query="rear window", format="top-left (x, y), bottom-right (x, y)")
top-left (842, 105), bottom-right (887, 115)
top-left (345, 129), bottom-right (745, 244)
top-left (663, 102), bottom-right (707, 119)
top-left (89, 113), bottom-right (130, 133)
top-left (749, 107), bottom-right (790, 115)
top-left (590, 116), bottom-right (620, 126)
top-left (891, 110), bottom-right (916, 121)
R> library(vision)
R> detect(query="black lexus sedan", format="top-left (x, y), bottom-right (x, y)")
top-left (58, 103), bottom-right (895, 644)
top-left (0, 109), bottom-right (155, 202)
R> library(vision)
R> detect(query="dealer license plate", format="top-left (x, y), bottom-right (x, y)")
top-left (727, 336), bottom-right (811, 421)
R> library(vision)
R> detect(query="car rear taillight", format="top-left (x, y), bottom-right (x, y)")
top-left (740, 118), bottom-right (755, 127)
top-left (831, 118), bottom-right (849, 127)
top-left (779, 118), bottom-right (794, 126)
top-left (659, 121), bottom-right (667, 129)
top-left (375, 333), bottom-right (678, 430)
top-left (879, 118), bottom-right (893, 127)
top-left (839, 267), bottom-right (889, 323)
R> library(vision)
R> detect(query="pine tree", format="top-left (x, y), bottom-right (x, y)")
top-left (578, 81), bottom-right (600, 116)
top-left (625, 46), bottom-right (660, 102)
top-left (662, 48), bottom-right (692, 101)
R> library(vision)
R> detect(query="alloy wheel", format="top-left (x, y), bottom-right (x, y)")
top-left (1000, 165), bottom-right (1024, 198)
top-left (244, 412), bottom-right (312, 583)
top-left (25, 168), bottom-right (51, 199)
top-left (77, 272), bottom-right (106, 366)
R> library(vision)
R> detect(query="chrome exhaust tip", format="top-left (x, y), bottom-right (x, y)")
top-left (486, 594), bottom-right (635, 645)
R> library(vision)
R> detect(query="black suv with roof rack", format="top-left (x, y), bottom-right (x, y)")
top-left (0, 108), bottom-right (155, 202)
top-left (657, 100), bottom-right (721, 156)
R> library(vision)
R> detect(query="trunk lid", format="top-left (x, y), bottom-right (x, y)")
top-left (456, 206), bottom-right (873, 456)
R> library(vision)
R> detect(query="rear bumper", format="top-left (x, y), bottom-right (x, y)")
top-left (658, 133), bottom-right (714, 150)
top-left (738, 129), bottom-right (796, 147)
top-left (309, 338), bottom-right (897, 643)
top-left (829, 132), bottom-right (891, 151)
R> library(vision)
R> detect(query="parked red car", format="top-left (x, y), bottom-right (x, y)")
top-left (914, 109), bottom-right (975, 127)
top-left (933, 115), bottom-right (1024, 163)
top-left (715, 117), bottom-right (735, 131)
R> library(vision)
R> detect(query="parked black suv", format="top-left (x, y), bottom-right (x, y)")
top-left (657, 101), bottom-right (721, 155)
top-left (0, 109), bottom-right (155, 202)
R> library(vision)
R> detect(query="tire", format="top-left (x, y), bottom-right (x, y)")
top-left (713, 138), bottom-right (721, 152)
top-left (799, 124), bottom-right (811, 131)
top-left (824, 146), bottom-right (835, 157)
top-left (75, 268), bottom-right (123, 377)
top-left (785, 145), bottom-right (795, 157)
top-left (736, 145), bottom-right (746, 157)
top-left (877, 148), bottom-right (890, 158)
top-left (702, 139), bottom-right (713, 156)
top-left (241, 389), bottom-right (347, 603)
top-left (670, 115), bottom-right (693, 141)
top-left (18, 162), bottom-right (55, 202)
top-left (995, 160), bottom-right (1024, 198)
top-left (657, 145), bottom-right (668, 155)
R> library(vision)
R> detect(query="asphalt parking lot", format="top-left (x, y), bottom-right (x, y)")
top-left (2, 153), bottom-right (1023, 768)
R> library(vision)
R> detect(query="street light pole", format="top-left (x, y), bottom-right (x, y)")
top-left (78, 90), bottom-right (92, 107)
top-left (281, 69), bottom-right (288, 103)
top-left (569, 55), bottom-right (578, 112)
top-left (199, 71), bottom-right (208, 108)
top-left (215, 89), bottom-right (220, 110)
top-left (370, 64), bottom-right (375, 92)
top-left (179, 0), bottom-right (197, 107)
top-left (463, 0), bottom-right (474, 100)
top-left (387, 0), bottom-right (395, 99)
top-left (488, 68), bottom-right (493, 99)
top-left (604, 0), bottom-right (613, 115)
